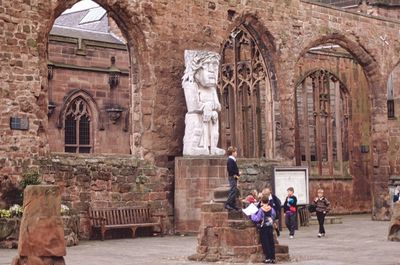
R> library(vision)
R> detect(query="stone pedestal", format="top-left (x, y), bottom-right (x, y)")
top-left (189, 187), bottom-right (290, 263)
top-left (12, 185), bottom-right (66, 265)
top-left (388, 203), bottom-right (400, 241)
top-left (174, 157), bottom-right (227, 234)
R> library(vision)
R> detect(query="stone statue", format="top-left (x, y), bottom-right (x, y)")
top-left (182, 50), bottom-right (225, 156)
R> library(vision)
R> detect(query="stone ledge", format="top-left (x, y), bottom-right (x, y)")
top-left (309, 216), bottom-right (343, 225)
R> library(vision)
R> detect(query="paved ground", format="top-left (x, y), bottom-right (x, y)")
top-left (0, 215), bottom-right (399, 265)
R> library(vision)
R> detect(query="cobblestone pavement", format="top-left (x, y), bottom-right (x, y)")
top-left (0, 215), bottom-right (399, 265)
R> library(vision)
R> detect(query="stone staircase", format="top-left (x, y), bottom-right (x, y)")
top-left (189, 185), bottom-right (290, 263)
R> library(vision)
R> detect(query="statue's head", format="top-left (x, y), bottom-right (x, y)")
top-left (183, 50), bottom-right (220, 88)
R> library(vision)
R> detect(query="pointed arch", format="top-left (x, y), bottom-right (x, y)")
top-left (294, 69), bottom-right (350, 176)
top-left (57, 89), bottom-right (103, 130)
top-left (218, 21), bottom-right (277, 158)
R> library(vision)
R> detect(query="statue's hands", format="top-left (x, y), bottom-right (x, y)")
top-left (211, 111), bottom-right (218, 123)
top-left (213, 102), bottom-right (221, 111)
top-left (203, 103), bottom-right (213, 122)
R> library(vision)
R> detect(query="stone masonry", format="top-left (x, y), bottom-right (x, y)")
top-left (38, 153), bottom-right (174, 239)
top-left (189, 187), bottom-right (289, 263)
top-left (2, 0), bottom-right (400, 221)
top-left (175, 156), bottom-right (362, 235)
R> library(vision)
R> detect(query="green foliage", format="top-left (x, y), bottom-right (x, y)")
top-left (20, 170), bottom-right (42, 190)
top-left (0, 209), bottom-right (11, 218)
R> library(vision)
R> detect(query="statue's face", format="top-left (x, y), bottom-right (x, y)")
top-left (195, 59), bottom-right (219, 88)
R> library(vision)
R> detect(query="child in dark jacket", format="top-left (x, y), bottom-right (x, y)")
top-left (251, 195), bottom-right (276, 264)
top-left (283, 187), bottom-right (297, 238)
top-left (311, 188), bottom-right (331, 237)
top-left (225, 146), bottom-right (240, 211)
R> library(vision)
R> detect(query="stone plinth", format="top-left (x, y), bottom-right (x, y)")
top-left (189, 187), bottom-right (289, 263)
top-left (12, 185), bottom-right (66, 265)
top-left (174, 157), bottom-right (227, 234)
top-left (189, 202), bottom-right (290, 263)
top-left (388, 203), bottom-right (400, 241)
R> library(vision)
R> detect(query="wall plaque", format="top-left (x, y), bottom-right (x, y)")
top-left (273, 167), bottom-right (309, 205)
top-left (10, 117), bottom-right (29, 130)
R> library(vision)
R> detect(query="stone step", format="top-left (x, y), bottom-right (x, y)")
top-left (276, 253), bottom-right (290, 262)
top-left (213, 186), bottom-right (230, 200)
top-left (228, 210), bottom-right (246, 220)
top-left (275, 244), bottom-right (289, 254)
top-left (309, 216), bottom-right (343, 225)
top-left (227, 219), bottom-right (255, 229)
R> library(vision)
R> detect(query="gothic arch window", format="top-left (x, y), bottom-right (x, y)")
top-left (219, 25), bottom-right (274, 158)
top-left (295, 70), bottom-right (350, 175)
top-left (64, 97), bottom-right (92, 153)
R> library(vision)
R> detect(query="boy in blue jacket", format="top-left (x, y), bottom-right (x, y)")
top-left (283, 187), bottom-right (297, 239)
top-left (225, 146), bottom-right (240, 211)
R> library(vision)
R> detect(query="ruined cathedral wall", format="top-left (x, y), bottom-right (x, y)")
top-left (1, 0), bottom-right (400, 219)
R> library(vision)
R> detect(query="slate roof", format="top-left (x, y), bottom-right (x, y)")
top-left (50, 7), bottom-right (125, 45)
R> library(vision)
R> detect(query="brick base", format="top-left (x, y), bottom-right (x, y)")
top-left (174, 157), bottom-right (227, 234)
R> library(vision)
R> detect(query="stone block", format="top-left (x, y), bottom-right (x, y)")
top-left (200, 203), bottom-right (225, 212)
top-left (224, 227), bottom-right (258, 246)
top-left (18, 185), bottom-right (66, 257)
top-left (388, 203), bottom-right (400, 241)
top-left (275, 244), bottom-right (289, 253)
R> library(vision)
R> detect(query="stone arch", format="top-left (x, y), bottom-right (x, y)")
top-left (295, 33), bottom-right (381, 97)
top-left (218, 15), bottom-right (279, 159)
top-left (37, 0), bottom-right (148, 157)
top-left (223, 14), bottom-right (279, 98)
top-left (294, 33), bottom-right (390, 220)
top-left (295, 68), bottom-right (349, 94)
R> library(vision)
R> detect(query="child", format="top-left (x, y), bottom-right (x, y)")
top-left (225, 146), bottom-right (240, 211)
top-left (283, 187), bottom-right (297, 239)
top-left (251, 195), bottom-right (276, 264)
top-left (245, 190), bottom-right (258, 204)
top-left (260, 188), bottom-right (281, 237)
top-left (311, 188), bottom-right (330, 238)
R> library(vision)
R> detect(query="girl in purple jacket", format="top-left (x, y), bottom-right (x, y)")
top-left (251, 195), bottom-right (276, 264)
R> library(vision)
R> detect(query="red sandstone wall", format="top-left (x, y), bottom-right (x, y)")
top-left (39, 153), bottom-right (174, 238)
top-left (47, 40), bottom-right (131, 154)
top-left (1, 0), bottom-right (399, 219)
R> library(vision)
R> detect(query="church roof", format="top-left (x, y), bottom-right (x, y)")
top-left (50, 7), bottom-right (125, 45)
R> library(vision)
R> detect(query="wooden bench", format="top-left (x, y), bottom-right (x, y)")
top-left (88, 206), bottom-right (164, 240)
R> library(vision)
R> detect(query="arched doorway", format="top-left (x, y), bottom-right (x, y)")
top-left (38, 0), bottom-right (172, 240)
top-left (294, 42), bottom-right (373, 214)
top-left (47, 0), bottom-right (132, 154)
